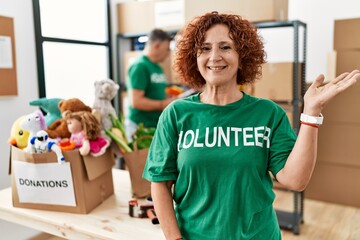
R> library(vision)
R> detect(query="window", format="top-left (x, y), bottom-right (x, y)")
top-left (33, 0), bottom-right (112, 106)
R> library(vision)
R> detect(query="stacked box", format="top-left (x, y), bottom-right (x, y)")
top-left (253, 62), bottom-right (303, 103)
top-left (306, 18), bottom-right (360, 208)
top-left (117, 0), bottom-right (288, 35)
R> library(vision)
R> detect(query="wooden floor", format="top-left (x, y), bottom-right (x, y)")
top-left (274, 189), bottom-right (360, 240)
top-left (31, 190), bottom-right (360, 240)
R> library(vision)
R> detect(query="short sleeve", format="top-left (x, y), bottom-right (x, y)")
top-left (142, 105), bottom-right (179, 182)
top-left (127, 61), bottom-right (149, 91)
top-left (268, 109), bottom-right (297, 177)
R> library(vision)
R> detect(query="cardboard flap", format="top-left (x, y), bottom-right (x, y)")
top-left (11, 145), bottom-right (58, 164)
top-left (82, 148), bottom-right (115, 181)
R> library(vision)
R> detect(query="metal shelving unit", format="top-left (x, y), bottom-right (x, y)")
top-left (255, 20), bottom-right (307, 235)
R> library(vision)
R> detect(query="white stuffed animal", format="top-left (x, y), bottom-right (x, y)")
top-left (30, 130), bottom-right (65, 164)
top-left (20, 110), bottom-right (47, 153)
top-left (93, 79), bottom-right (119, 130)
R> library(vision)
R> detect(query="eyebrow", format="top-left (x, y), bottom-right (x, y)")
top-left (202, 41), bottom-right (233, 45)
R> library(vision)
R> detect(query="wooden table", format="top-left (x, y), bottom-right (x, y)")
top-left (0, 169), bottom-right (164, 240)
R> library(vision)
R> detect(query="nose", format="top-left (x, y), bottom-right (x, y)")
top-left (209, 48), bottom-right (222, 62)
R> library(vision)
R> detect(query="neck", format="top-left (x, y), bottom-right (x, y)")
top-left (200, 87), bottom-right (243, 105)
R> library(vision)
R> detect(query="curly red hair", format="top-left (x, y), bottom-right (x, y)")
top-left (174, 12), bottom-right (266, 89)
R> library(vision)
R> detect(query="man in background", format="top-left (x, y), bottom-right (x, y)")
top-left (125, 29), bottom-right (176, 140)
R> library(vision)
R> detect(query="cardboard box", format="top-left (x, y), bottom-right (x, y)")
top-left (184, 0), bottom-right (288, 23)
top-left (327, 50), bottom-right (360, 81)
top-left (9, 146), bottom-right (115, 214)
top-left (318, 123), bottom-right (360, 167)
top-left (117, 1), bottom-right (155, 35)
top-left (253, 62), bottom-right (303, 102)
top-left (117, 0), bottom-right (184, 34)
top-left (321, 80), bottom-right (360, 125)
top-left (335, 50), bottom-right (360, 75)
top-left (117, 0), bottom-right (288, 34)
top-left (306, 161), bottom-right (360, 208)
top-left (334, 18), bottom-right (360, 51)
top-left (323, 50), bottom-right (360, 124)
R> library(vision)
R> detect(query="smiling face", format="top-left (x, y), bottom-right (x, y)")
top-left (196, 24), bottom-right (239, 88)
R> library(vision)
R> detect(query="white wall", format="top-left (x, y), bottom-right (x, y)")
top-left (0, 0), bottom-right (41, 239)
top-left (0, 0), bottom-right (359, 239)
top-left (288, 0), bottom-right (360, 82)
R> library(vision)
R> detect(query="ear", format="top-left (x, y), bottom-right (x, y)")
top-left (62, 110), bottom-right (71, 118)
top-left (58, 99), bottom-right (65, 109)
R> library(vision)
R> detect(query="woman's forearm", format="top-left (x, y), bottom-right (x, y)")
top-left (151, 182), bottom-right (182, 240)
top-left (276, 124), bottom-right (318, 191)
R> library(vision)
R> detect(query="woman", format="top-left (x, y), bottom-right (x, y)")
top-left (143, 12), bottom-right (359, 239)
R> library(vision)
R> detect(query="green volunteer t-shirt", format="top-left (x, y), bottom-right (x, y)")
top-left (143, 92), bottom-right (297, 240)
top-left (127, 54), bottom-right (167, 128)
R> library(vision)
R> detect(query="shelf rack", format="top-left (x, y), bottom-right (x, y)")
top-left (255, 20), bottom-right (307, 235)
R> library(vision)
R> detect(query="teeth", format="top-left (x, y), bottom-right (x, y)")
top-left (209, 66), bottom-right (225, 70)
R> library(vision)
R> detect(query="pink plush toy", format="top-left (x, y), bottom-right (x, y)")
top-left (64, 110), bottom-right (109, 157)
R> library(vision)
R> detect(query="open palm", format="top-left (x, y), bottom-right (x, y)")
top-left (304, 70), bottom-right (360, 114)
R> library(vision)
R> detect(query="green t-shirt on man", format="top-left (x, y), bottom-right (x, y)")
top-left (127, 54), bottom-right (167, 128)
top-left (143, 92), bottom-right (297, 240)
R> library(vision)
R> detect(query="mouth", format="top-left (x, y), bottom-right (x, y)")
top-left (207, 66), bottom-right (227, 70)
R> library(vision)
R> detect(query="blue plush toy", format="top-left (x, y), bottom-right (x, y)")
top-left (29, 98), bottom-right (63, 127)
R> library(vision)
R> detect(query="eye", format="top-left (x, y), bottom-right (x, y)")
top-left (221, 45), bottom-right (231, 50)
top-left (201, 46), bottom-right (211, 52)
top-left (19, 130), bottom-right (23, 136)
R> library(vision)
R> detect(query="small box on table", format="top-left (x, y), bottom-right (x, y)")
top-left (9, 146), bottom-right (115, 214)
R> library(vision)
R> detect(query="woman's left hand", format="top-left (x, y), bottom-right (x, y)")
top-left (303, 70), bottom-right (360, 116)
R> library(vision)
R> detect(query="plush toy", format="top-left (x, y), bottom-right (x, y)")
top-left (46, 98), bottom-right (92, 139)
top-left (8, 115), bottom-right (30, 149)
top-left (93, 79), bottom-right (119, 130)
top-left (64, 110), bottom-right (110, 157)
top-left (30, 130), bottom-right (65, 164)
top-left (29, 97), bottom-right (63, 127)
top-left (20, 110), bottom-right (47, 153)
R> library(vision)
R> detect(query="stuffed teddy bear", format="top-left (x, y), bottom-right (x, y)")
top-left (46, 98), bottom-right (92, 139)
top-left (63, 110), bottom-right (110, 157)
top-left (93, 79), bottom-right (119, 130)
top-left (20, 110), bottom-right (47, 153)
top-left (29, 97), bottom-right (63, 127)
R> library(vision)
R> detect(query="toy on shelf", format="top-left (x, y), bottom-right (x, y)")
top-left (29, 97), bottom-right (63, 127)
top-left (64, 110), bottom-right (110, 157)
top-left (93, 79), bottom-right (119, 131)
top-left (30, 130), bottom-right (65, 164)
top-left (20, 110), bottom-right (47, 153)
top-left (46, 98), bottom-right (92, 139)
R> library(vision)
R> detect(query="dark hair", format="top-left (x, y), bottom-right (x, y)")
top-left (174, 12), bottom-right (266, 89)
top-left (148, 28), bottom-right (173, 43)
